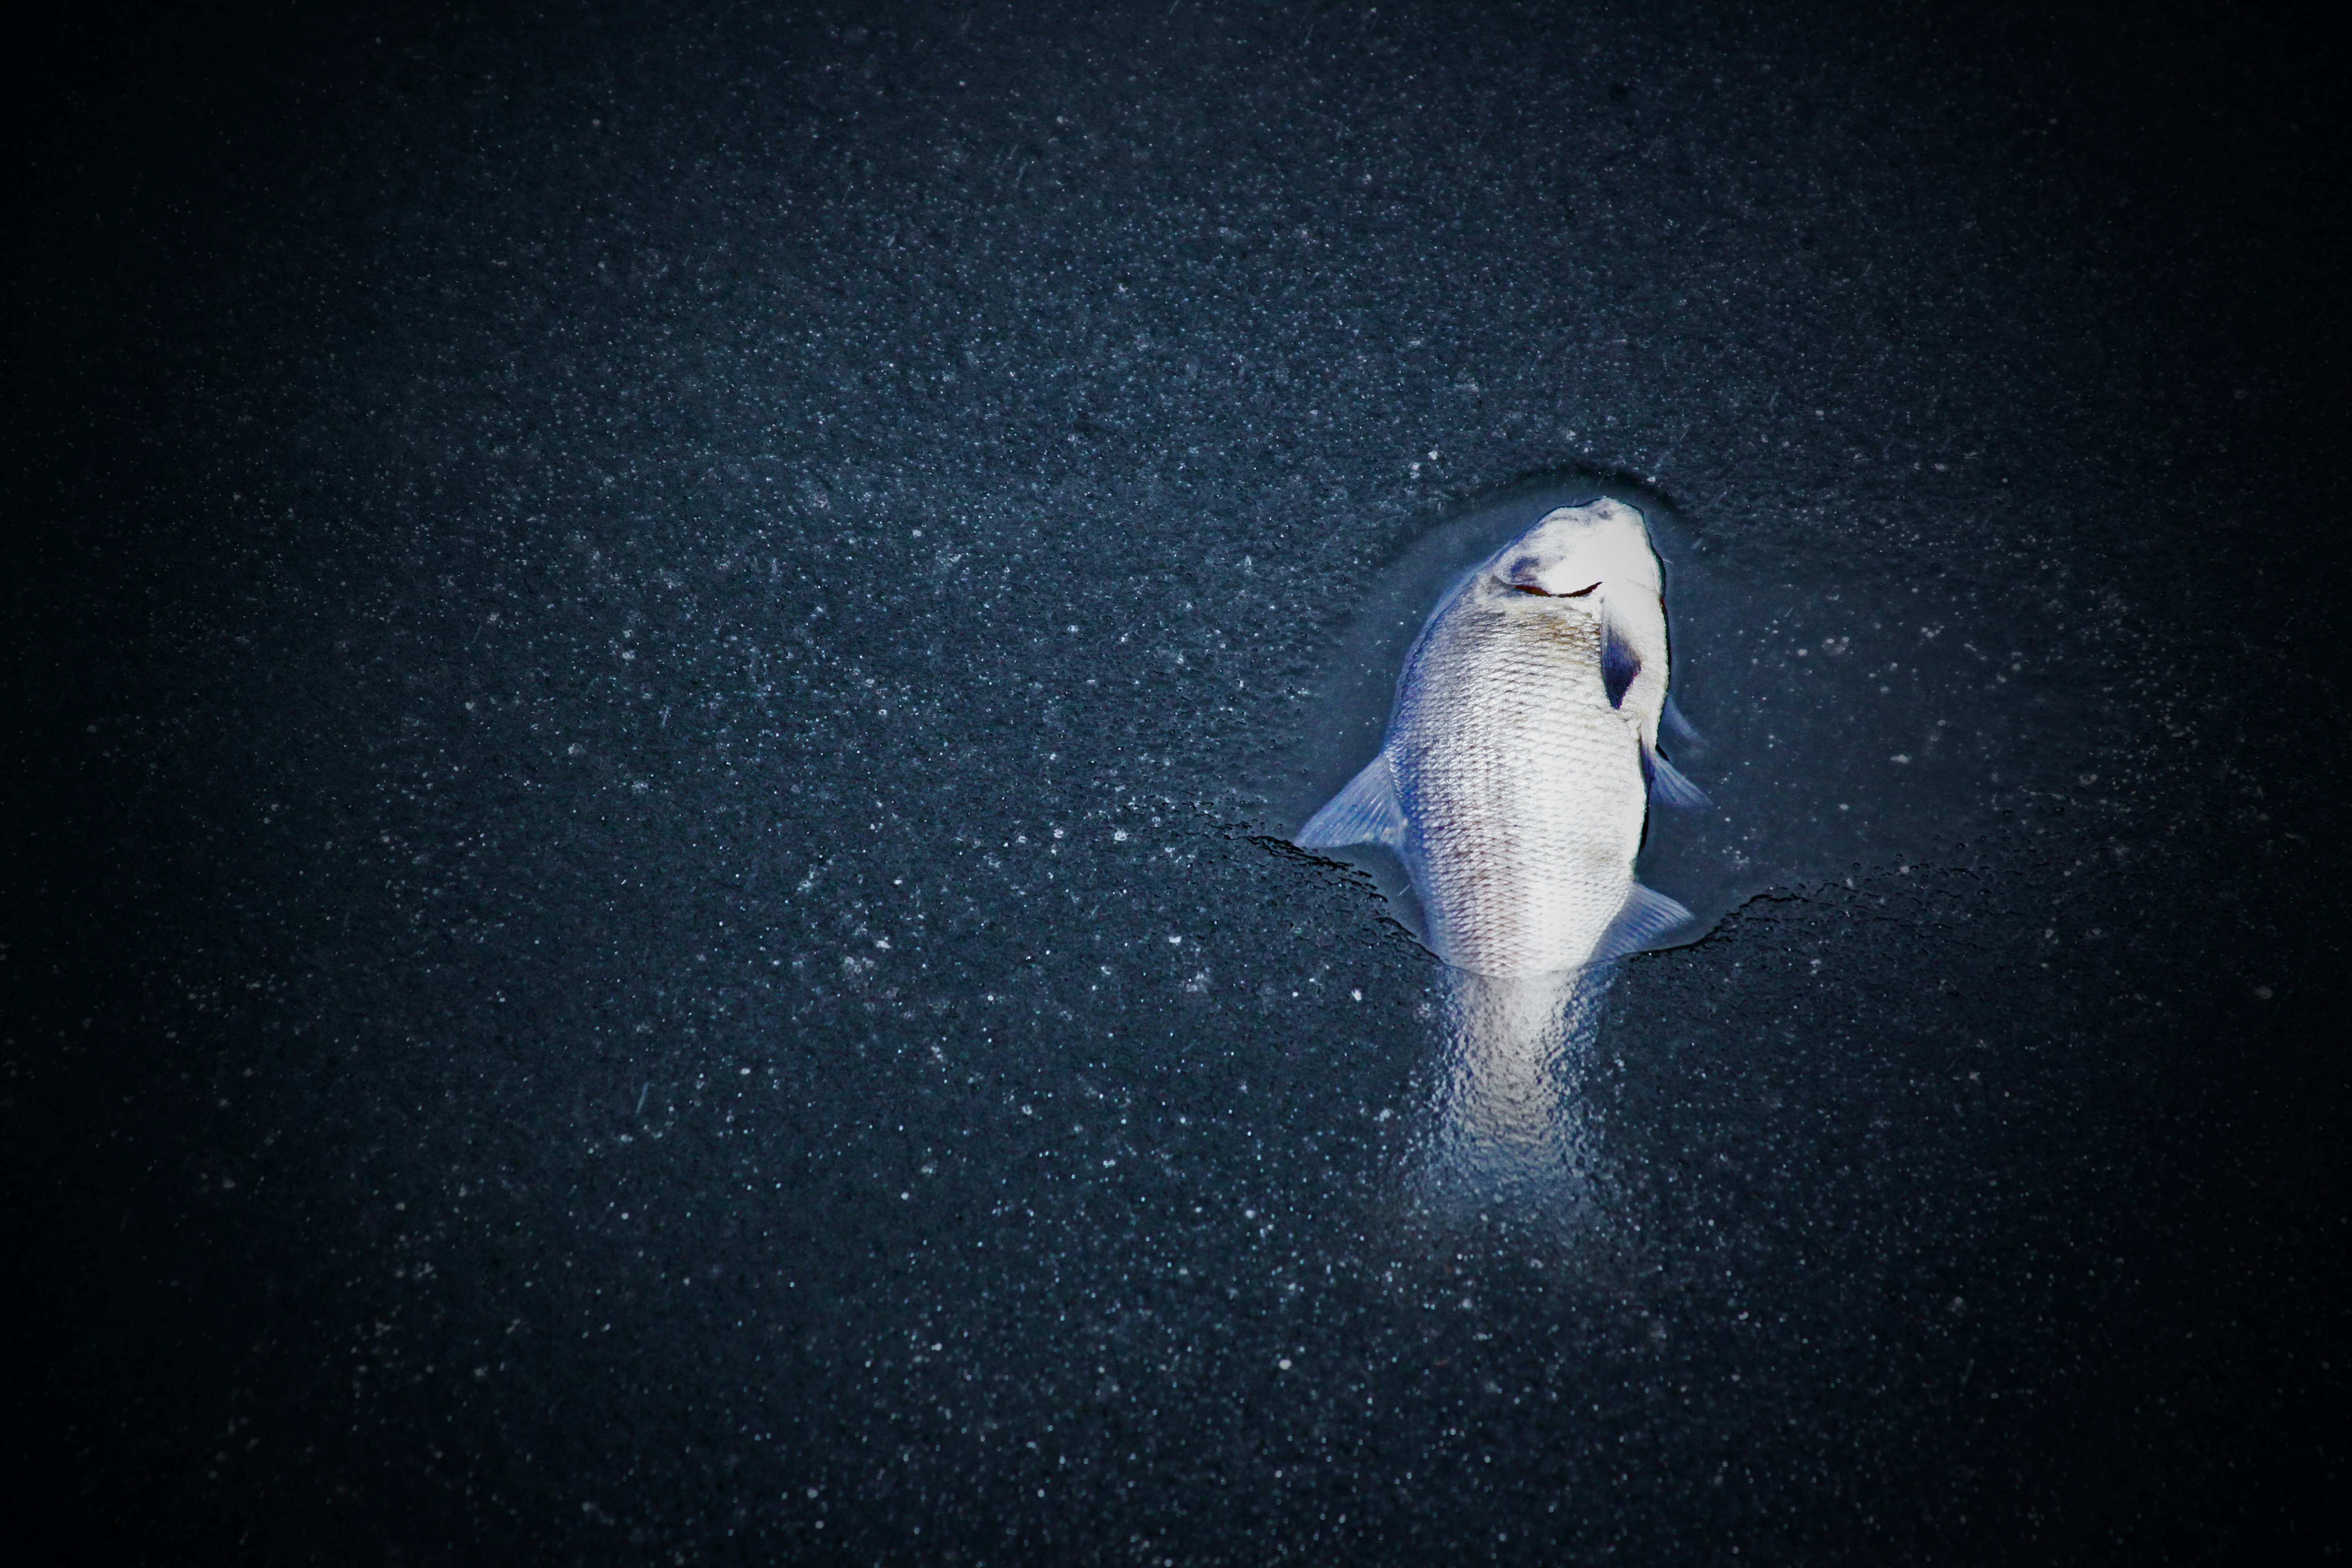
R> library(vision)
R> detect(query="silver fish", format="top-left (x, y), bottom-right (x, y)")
top-left (1295, 497), bottom-right (1704, 978)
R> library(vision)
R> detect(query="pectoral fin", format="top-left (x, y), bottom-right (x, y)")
top-left (1295, 751), bottom-right (1405, 849)
top-left (1601, 618), bottom-right (1640, 709)
top-left (1591, 882), bottom-right (1696, 965)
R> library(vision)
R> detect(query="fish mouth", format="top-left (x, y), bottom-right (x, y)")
top-left (1504, 578), bottom-right (1601, 598)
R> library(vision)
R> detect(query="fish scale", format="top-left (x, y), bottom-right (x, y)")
top-left (1394, 601), bottom-right (1647, 978)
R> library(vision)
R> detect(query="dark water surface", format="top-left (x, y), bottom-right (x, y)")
top-left (6, 2), bottom-right (2345, 1562)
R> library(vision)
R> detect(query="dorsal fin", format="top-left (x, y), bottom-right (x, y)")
top-left (1294, 751), bottom-right (1405, 850)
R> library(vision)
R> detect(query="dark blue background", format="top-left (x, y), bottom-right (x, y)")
top-left (5, 1), bottom-right (2344, 1561)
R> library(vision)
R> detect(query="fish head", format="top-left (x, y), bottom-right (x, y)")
top-left (1482, 498), bottom-right (1662, 609)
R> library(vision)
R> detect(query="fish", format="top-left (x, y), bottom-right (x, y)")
top-left (1294, 496), bottom-right (1705, 979)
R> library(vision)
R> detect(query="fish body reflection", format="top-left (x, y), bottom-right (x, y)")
top-left (1417, 969), bottom-right (1614, 1219)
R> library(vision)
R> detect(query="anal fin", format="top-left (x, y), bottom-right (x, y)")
top-left (1642, 746), bottom-right (1711, 809)
top-left (1591, 882), bottom-right (1696, 965)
